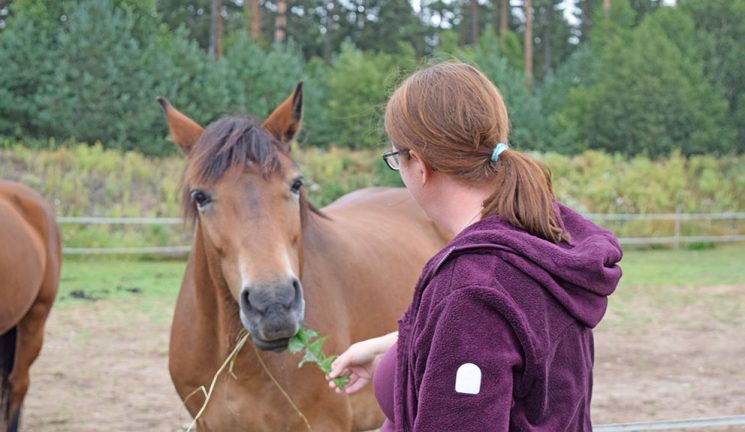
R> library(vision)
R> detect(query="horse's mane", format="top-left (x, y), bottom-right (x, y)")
top-left (181, 116), bottom-right (324, 221)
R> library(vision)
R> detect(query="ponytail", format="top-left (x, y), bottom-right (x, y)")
top-left (482, 150), bottom-right (569, 244)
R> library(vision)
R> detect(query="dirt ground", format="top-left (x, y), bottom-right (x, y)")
top-left (19, 285), bottom-right (745, 432)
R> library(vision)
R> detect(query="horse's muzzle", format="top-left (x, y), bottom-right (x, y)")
top-left (239, 278), bottom-right (305, 351)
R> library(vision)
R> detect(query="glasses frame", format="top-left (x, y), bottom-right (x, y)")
top-left (381, 149), bottom-right (410, 171)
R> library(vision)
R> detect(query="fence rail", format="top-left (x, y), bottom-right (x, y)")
top-left (57, 212), bottom-right (745, 255)
top-left (62, 246), bottom-right (191, 255)
top-left (57, 216), bottom-right (182, 224)
top-left (586, 212), bottom-right (745, 221)
top-left (594, 414), bottom-right (745, 431)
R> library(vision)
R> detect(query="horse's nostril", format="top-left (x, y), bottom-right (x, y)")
top-left (241, 288), bottom-right (251, 310)
top-left (292, 279), bottom-right (301, 301)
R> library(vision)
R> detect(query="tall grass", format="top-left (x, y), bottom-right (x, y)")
top-left (2, 142), bottom-right (744, 249)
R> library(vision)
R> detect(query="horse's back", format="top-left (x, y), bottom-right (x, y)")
top-left (324, 187), bottom-right (405, 208)
top-left (325, 187), bottom-right (436, 226)
top-left (311, 187), bottom-right (449, 430)
top-left (0, 181), bottom-right (60, 332)
top-left (324, 187), bottom-right (448, 248)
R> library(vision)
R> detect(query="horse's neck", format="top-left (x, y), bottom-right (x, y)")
top-left (190, 230), bottom-right (249, 360)
top-left (300, 211), bottom-right (349, 279)
top-left (298, 211), bottom-right (365, 321)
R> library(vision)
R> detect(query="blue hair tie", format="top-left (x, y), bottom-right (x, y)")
top-left (491, 143), bottom-right (509, 162)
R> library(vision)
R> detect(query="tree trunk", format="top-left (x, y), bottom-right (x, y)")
top-left (323, 0), bottom-right (335, 62)
top-left (471, 0), bottom-right (479, 44)
top-left (542, 4), bottom-right (552, 78)
top-left (245, 0), bottom-right (261, 40)
top-left (459, 0), bottom-right (467, 47)
top-left (209, 0), bottom-right (223, 59)
top-left (524, 0), bottom-right (533, 89)
top-left (603, 0), bottom-right (611, 18)
top-left (275, 0), bottom-right (287, 43)
top-left (499, 0), bottom-right (509, 35)
top-left (582, 0), bottom-right (592, 41)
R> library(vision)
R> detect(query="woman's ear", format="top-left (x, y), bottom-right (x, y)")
top-left (408, 150), bottom-right (435, 185)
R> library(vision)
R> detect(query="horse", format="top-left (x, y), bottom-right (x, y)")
top-left (0, 181), bottom-right (61, 432)
top-left (158, 83), bottom-right (450, 431)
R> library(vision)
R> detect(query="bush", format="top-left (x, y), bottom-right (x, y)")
top-left (433, 28), bottom-right (550, 152)
top-left (323, 43), bottom-right (415, 149)
top-left (2, 144), bottom-right (744, 249)
top-left (563, 1), bottom-right (734, 157)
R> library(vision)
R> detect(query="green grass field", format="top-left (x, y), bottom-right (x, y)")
top-left (58, 258), bottom-right (185, 304)
top-left (618, 245), bottom-right (745, 288)
top-left (57, 245), bottom-right (745, 327)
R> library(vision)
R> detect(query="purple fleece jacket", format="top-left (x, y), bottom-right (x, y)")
top-left (389, 204), bottom-right (623, 431)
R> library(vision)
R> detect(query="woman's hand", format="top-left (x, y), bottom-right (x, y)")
top-left (327, 332), bottom-right (397, 394)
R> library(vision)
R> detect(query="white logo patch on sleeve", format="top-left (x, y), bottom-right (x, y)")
top-left (455, 363), bottom-right (482, 395)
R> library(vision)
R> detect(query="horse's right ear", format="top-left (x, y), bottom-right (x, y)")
top-left (157, 97), bottom-right (204, 155)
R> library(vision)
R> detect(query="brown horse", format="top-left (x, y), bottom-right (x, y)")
top-left (159, 83), bottom-right (450, 431)
top-left (0, 181), bottom-right (61, 432)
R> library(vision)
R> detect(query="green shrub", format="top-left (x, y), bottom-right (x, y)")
top-left (2, 144), bottom-right (744, 249)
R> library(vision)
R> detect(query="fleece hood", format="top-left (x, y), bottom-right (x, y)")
top-left (422, 203), bottom-right (623, 328)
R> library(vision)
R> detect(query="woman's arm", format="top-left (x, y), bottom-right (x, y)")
top-left (412, 289), bottom-right (522, 432)
top-left (327, 331), bottom-right (398, 394)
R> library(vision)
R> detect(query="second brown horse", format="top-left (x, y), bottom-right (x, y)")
top-left (0, 181), bottom-right (61, 432)
top-left (159, 84), bottom-right (450, 431)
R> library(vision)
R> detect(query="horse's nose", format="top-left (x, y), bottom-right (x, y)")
top-left (240, 277), bottom-right (302, 313)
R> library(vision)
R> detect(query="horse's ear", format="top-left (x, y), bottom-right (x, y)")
top-left (263, 81), bottom-right (303, 152)
top-left (157, 97), bottom-right (204, 155)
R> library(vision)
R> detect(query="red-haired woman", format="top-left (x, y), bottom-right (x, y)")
top-left (328, 61), bottom-right (622, 431)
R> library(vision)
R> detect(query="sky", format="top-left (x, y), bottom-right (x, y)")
top-left (410, 0), bottom-right (678, 26)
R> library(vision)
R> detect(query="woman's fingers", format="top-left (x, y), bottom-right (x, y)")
top-left (328, 370), bottom-right (370, 395)
top-left (329, 363), bottom-right (349, 379)
top-left (329, 352), bottom-right (351, 378)
top-left (343, 376), bottom-right (369, 394)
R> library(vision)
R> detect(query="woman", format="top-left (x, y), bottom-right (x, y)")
top-left (327, 61), bottom-right (622, 431)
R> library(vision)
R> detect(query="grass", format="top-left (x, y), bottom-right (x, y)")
top-left (58, 257), bottom-right (185, 304)
top-left (57, 257), bottom-right (185, 324)
top-left (606, 244), bottom-right (745, 329)
top-left (618, 245), bottom-right (745, 288)
top-left (57, 246), bottom-right (745, 328)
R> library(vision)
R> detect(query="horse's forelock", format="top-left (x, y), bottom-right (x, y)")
top-left (181, 116), bottom-right (287, 220)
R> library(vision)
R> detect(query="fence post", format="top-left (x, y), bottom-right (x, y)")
top-left (674, 205), bottom-right (682, 249)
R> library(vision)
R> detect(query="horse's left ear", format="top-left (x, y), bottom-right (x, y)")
top-left (156, 97), bottom-right (204, 155)
top-left (263, 81), bottom-right (303, 152)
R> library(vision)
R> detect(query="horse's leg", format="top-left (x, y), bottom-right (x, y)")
top-left (7, 251), bottom-right (58, 431)
top-left (1, 326), bottom-right (17, 431)
top-left (7, 408), bottom-right (19, 432)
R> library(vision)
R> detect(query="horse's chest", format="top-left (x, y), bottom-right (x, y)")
top-left (190, 374), bottom-right (312, 431)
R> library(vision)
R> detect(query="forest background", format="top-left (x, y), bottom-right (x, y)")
top-left (1, 0), bottom-right (744, 249)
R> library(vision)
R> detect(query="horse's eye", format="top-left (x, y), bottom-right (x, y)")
top-left (290, 178), bottom-right (304, 194)
top-left (191, 190), bottom-right (212, 208)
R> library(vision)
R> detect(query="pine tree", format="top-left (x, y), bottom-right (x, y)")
top-left (0, 15), bottom-right (52, 138)
top-left (34, 0), bottom-right (158, 150)
top-left (564, 1), bottom-right (734, 156)
top-left (679, 0), bottom-right (745, 151)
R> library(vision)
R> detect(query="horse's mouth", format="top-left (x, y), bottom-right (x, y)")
top-left (252, 336), bottom-right (290, 352)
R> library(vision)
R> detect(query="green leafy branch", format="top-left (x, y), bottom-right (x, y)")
top-left (288, 327), bottom-right (349, 391)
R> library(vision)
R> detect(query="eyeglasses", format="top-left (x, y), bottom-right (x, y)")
top-left (381, 149), bottom-right (410, 171)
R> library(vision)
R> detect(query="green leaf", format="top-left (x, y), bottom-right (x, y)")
top-left (302, 328), bottom-right (319, 342)
top-left (287, 336), bottom-right (304, 354)
top-left (307, 337), bottom-right (327, 357)
top-left (319, 355), bottom-right (336, 374)
top-left (333, 376), bottom-right (349, 390)
top-left (289, 326), bottom-right (348, 390)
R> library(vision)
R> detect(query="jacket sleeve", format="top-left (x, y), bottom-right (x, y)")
top-left (411, 287), bottom-right (523, 432)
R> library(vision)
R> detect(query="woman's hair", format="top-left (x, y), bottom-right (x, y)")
top-left (384, 61), bottom-right (568, 243)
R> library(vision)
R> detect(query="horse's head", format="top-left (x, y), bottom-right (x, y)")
top-left (158, 83), bottom-right (311, 352)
